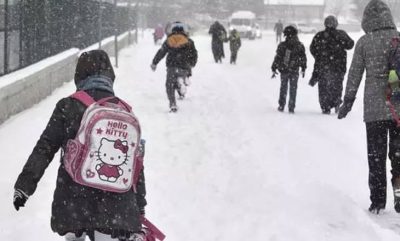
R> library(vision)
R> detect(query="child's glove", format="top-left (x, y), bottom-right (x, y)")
top-left (129, 232), bottom-right (146, 241)
top-left (13, 189), bottom-right (28, 211)
top-left (337, 98), bottom-right (355, 119)
top-left (111, 229), bottom-right (132, 240)
top-left (150, 64), bottom-right (157, 72)
top-left (271, 70), bottom-right (278, 79)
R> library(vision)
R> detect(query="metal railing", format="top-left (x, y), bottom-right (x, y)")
top-left (0, 0), bottom-right (137, 76)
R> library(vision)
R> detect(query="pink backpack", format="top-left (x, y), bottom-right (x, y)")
top-left (63, 91), bottom-right (143, 193)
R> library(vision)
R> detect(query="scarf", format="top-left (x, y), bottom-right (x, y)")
top-left (76, 75), bottom-right (114, 94)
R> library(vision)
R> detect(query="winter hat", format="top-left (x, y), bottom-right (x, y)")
top-left (170, 21), bottom-right (188, 35)
top-left (324, 15), bottom-right (338, 29)
top-left (361, 0), bottom-right (396, 33)
top-left (74, 50), bottom-right (115, 85)
top-left (283, 25), bottom-right (298, 37)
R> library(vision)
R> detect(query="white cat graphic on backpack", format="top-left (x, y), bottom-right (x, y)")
top-left (64, 91), bottom-right (142, 193)
top-left (95, 138), bottom-right (129, 183)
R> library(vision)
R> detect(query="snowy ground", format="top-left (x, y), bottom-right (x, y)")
top-left (1, 29), bottom-right (400, 241)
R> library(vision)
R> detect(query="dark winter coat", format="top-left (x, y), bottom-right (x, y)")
top-left (14, 50), bottom-right (146, 236)
top-left (209, 22), bottom-right (227, 60)
top-left (152, 33), bottom-right (198, 72)
top-left (309, 28), bottom-right (354, 85)
top-left (342, 0), bottom-right (399, 122)
top-left (271, 36), bottom-right (307, 74)
top-left (229, 32), bottom-right (241, 52)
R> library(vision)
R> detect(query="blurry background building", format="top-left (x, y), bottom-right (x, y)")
top-left (264, 0), bottom-right (325, 27)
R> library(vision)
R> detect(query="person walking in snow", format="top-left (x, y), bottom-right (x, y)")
top-left (228, 29), bottom-right (241, 64)
top-left (151, 21), bottom-right (198, 112)
top-left (13, 50), bottom-right (147, 241)
top-left (271, 25), bottom-right (307, 114)
top-left (309, 15), bottom-right (354, 114)
top-left (153, 24), bottom-right (165, 45)
top-left (337, 0), bottom-right (400, 214)
top-left (209, 21), bottom-right (227, 63)
top-left (274, 19), bottom-right (284, 43)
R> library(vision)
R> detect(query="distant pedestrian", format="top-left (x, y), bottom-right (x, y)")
top-left (228, 29), bottom-right (241, 64)
top-left (153, 24), bottom-right (165, 45)
top-left (209, 21), bottom-right (227, 63)
top-left (274, 19), bottom-right (283, 43)
top-left (309, 15), bottom-right (354, 114)
top-left (271, 25), bottom-right (307, 114)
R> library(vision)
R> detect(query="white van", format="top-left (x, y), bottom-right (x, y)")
top-left (229, 11), bottom-right (257, 40)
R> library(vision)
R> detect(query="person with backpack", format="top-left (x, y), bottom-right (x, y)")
top-left (271, 25), bottom-right (307, 114)
top-left (337, 0), bottom-right (400, 214)
top-left (13, 50), bottom-right (148, 241)
top-left (309, 15), bottom-right (354, 114)
top-left (228, 29), bottom-right (241, 64)
top-left (209, 21), bottom-right (227, 63)
top-left (151, 21), bottom-right (198, 113)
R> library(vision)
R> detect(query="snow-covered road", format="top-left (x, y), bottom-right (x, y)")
top-left (1, 30), bottom-right (400, 241)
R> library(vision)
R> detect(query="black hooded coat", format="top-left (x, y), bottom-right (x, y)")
top-left (14, 50), bottom-right (146, 237)
top-left (208, 21), bottom-right (227, 62)
top-left (309, 17), bottom-right (354, 110)
top-left (309, 24), bottom-right (354, 86)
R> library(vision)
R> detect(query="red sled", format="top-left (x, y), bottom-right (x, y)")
top-left (141, 216), bottom-right (166, 241)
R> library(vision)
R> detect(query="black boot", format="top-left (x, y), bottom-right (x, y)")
top-left (322, 109), bottom-right (331, 114)
top-left (368, 202), bottom-right (385, 214)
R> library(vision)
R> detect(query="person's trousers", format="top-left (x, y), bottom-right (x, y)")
top-left (166, 68), bottom-right (189, 107)
top-left (278, 72), bottom-right (299, 111)
top-left (366, 120), bottom-right (400, 206)
top-left (230, 50), bottom-right (238, 63)
top-left (318, 71), bottom-right (345, 111)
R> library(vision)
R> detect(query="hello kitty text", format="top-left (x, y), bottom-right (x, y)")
top-left (106, 121), bottom-right (128, 139)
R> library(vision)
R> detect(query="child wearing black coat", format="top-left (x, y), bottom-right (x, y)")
top-left (271, 25), bottom-right (307, 113)
top-left (229, 29), bottom-right (241, 64)
top-left (13, 50), bottom-right (147, 241)
top-left (151, 21), bottom-right (198, 112)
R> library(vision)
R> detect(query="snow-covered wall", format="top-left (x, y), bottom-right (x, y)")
top-left (0, 31), bottom-right (135, 125)
top-left (0, 49), bottom-right (79, 124)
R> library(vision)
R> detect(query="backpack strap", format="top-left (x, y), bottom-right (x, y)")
top-left (132, 139), bottom-right (145, 192)
top-left (389, 36), bottom-right (400, 66)
top-left (132, 156), bottom-right (144, 192)
top-left (71, 91), bottom-right (96, 107)
top-left (97, 96), bottom-right (133, 112)
top-left (71, 91), bottom-right (133, 112)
